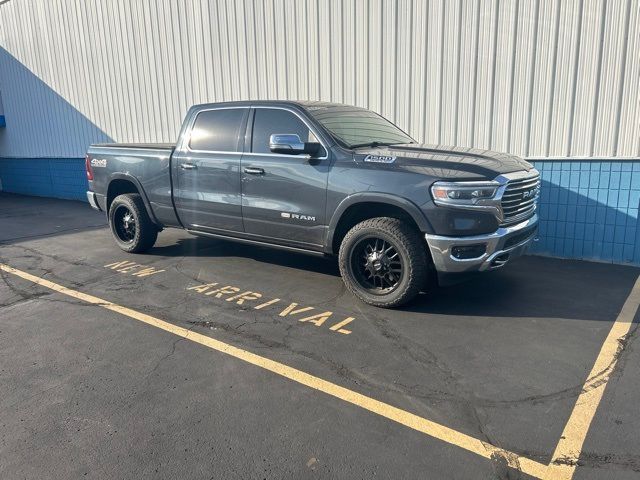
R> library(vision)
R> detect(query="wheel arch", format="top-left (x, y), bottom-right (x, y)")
top-left (106, 174), bottom-right (162, 228)
top-left (326, 194), bottom-right (433, 254)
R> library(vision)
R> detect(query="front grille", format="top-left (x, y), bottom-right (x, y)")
top-left (500, 173), bottom-right (540, 226)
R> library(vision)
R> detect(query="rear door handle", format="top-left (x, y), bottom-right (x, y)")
top-left (244, 167), bottom-right (265, 175)
top-left (180, 163), bottom-right (197, 170)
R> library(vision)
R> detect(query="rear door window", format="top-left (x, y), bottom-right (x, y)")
top-left (251, 108), bottom-right (319, 154)
top-left (189, 108), bottom-right (246, 152)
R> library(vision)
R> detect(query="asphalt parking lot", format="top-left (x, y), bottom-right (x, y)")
top-left (1, 193), bottom-right (639, 480)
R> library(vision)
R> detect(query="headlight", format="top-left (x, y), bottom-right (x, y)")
top-left (431, 181), bottom-right (500, 207)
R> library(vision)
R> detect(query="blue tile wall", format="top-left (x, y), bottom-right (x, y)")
top-left (531, 160), bottom-right (640, 266)
top-left (1, 157), bottom-right (639, 266)
top-left (0, 157), bottom-right (87, 201)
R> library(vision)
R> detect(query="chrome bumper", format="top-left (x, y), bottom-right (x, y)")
top-left (425, 214), bottom-right (538, 273)
top-left (86, 191), bottom-right (102, 211)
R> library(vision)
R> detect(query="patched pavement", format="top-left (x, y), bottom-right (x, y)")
top-left (1, 193), bottom-right (639, 479)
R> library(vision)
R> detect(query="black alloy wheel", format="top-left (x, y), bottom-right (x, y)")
top-left (108, 193), bottom-right (158, 253)
top-left (338, 217), bottom-right (429, 308)
top-left (113, 205), bottom-right (137, 243)
top-left (350, 236), bottom-right (404, 294)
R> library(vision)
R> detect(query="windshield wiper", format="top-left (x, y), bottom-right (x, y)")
top-left (349, 141), bottom-right (413, 149)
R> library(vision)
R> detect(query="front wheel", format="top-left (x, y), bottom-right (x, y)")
top-left (108, 193), bottom-right (158, 253)
top-left (338, 217), bottom-right (429, 308)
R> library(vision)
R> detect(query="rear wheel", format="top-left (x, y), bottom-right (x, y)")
top-left (108, 193), bottom-right (158, 253)
top-left (338, 217), bottom-right (428, 308)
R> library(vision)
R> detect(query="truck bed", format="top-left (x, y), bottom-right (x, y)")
top-left (87, 142), bottom-right (179, 227)
top-left (91, 142), bottom-right (175, 150)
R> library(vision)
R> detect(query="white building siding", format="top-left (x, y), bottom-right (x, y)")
top-left (0, 0), bottom-right (638, 159)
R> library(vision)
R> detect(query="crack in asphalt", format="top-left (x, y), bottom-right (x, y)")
top-left (0, 224), bottom-right (106, 244)
top-left (3, 237), bottom-right (639, 475)
top-left (0, 253), bottom-right (534, 479)
top-left (355, 302), bottom-right (640, 478)
top-left (0, 382), bottom-right (68, 417)
top-left (360, 305), bottom-right (529, 478)
top-left (0, 290), bottom-right (50, 308)
top-left (118, 324), bottom-right (199, 410)
top-left (0, 267), bottom-right (109, 309)
top-left (552, 451), bottom-right (640, 472)
top-left (546, 322), bottom-right (640, 472)
top-left (0, 246), bottom-right (578, 478)
top-left (2, 244), bottom-right (100, 276)
top-left (0, 266), bottom-right (86, 309)
top-left (147, 327), bottom-right (192, 377)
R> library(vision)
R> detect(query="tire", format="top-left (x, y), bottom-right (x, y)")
top-left (108, 193), bottom-right (158, 253)
top-left (338, 217), bottom-right (429, 308)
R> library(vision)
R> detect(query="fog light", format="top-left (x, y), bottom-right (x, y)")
top-left (451, 244), bottom-right (486, 259)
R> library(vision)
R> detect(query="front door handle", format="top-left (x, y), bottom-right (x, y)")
top-left (244, 167), bottom-right (265, 175)
top-left (180, 163), bottom-right (197, 170)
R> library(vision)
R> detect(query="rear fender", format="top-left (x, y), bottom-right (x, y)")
top-left (108, 173), bottom-right (162, 227)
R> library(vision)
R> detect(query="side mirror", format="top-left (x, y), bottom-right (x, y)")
top-left (269, 134), bottom-right (321, 156)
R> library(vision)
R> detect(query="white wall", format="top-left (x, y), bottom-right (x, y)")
top-left (0, 0), bottom-right (638, 159)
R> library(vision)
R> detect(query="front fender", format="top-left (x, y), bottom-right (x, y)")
top-left (325, 193), bottom-right (434, 252)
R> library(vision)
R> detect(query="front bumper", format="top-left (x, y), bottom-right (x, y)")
top-left (425, 214), bottom-right (538, 273)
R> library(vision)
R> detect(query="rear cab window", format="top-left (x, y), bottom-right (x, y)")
top-left (189, 108), bottom-right (247, 152)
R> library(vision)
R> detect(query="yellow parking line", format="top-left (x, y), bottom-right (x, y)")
top-left (0, 263), bottom-right (547, 478)
top-left (545, 275), bottom-right (640, 479)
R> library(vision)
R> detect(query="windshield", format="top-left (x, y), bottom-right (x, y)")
top-left (305, 105), bottom-right (415, 149)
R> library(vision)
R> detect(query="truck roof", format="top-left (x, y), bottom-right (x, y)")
top-left (191, 100), bottom-right (354, 111)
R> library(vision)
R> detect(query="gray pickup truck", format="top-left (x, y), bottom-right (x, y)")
top-left (86, 100), bottom-right (539, 307)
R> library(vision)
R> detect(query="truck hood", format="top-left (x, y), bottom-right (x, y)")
top-left (353, 143), bottom-right (534, 180)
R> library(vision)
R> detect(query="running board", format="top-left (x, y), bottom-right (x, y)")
top-left (186, 229), bottom-right (327, 257)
